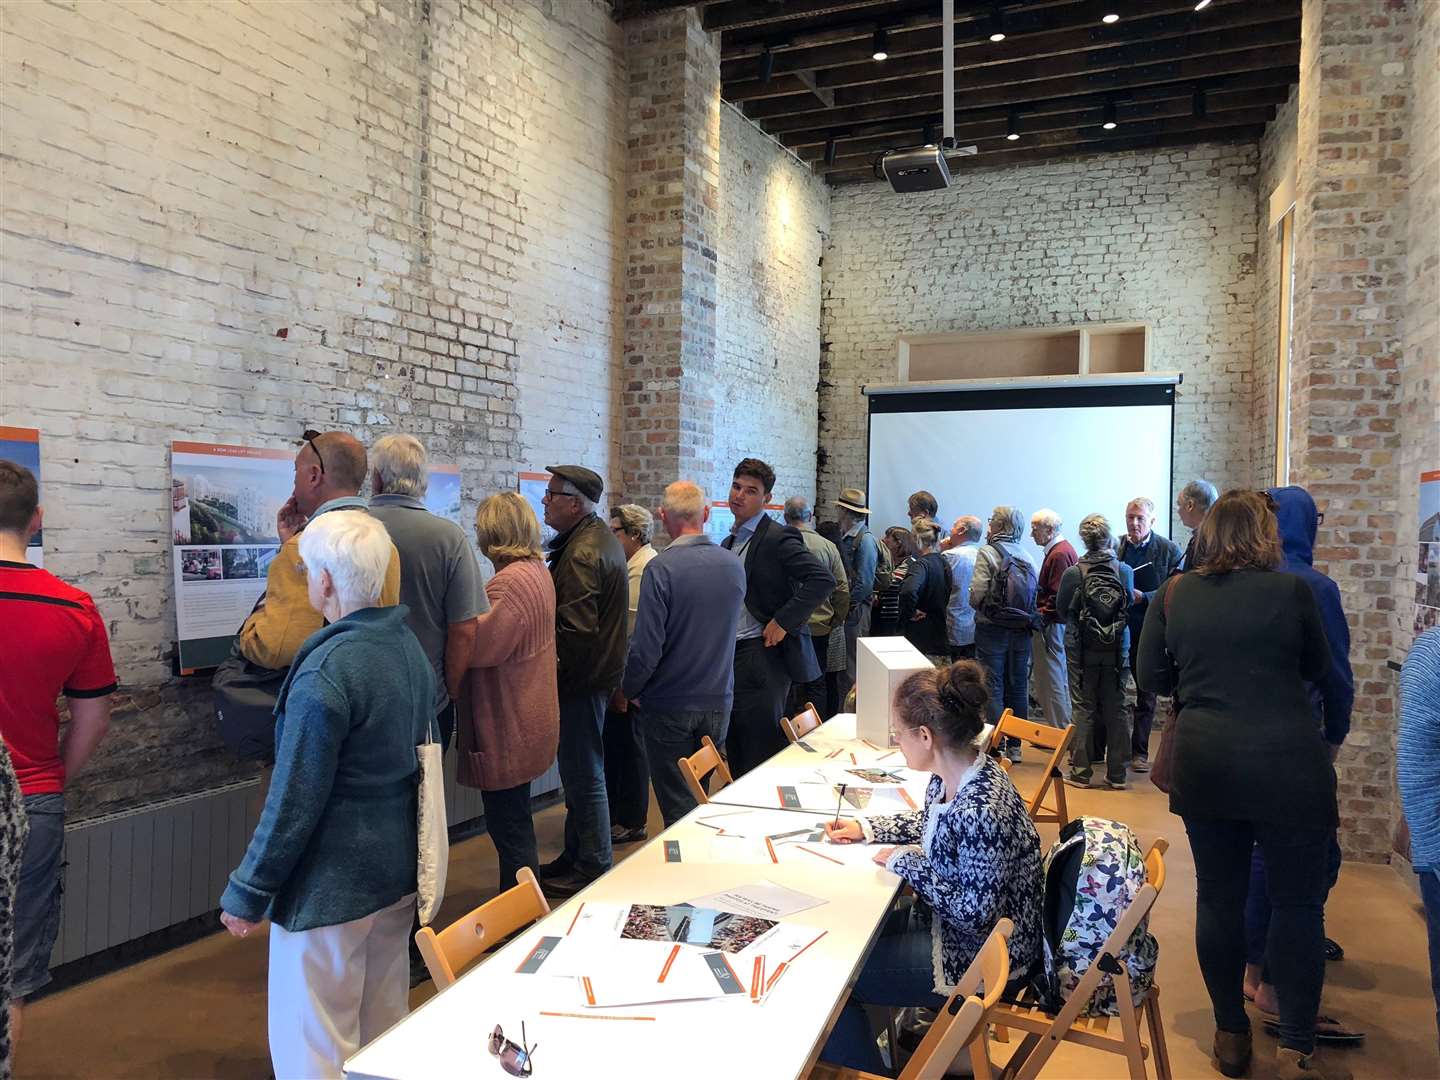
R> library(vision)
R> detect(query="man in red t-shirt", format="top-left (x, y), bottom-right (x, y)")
top-left (0, 461), bottom-right (115, 1048)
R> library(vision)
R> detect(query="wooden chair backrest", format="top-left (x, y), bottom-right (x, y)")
top-left (678, 735), bottom-right (733, 806)
top-left (781, 703), bottom-right (823, 743)
top-left (987, 709), bottom-right (1075, 826)
top-left (899, 918), bottom-right (1014, 1080)
top-left (413, 867), bottom-right (550, 990)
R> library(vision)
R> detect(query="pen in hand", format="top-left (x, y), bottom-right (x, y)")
top-left (833, 783), bottom-right (847, 827)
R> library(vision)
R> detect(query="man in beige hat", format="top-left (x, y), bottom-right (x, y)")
top-left (834, 487), bottom-right (889, 698)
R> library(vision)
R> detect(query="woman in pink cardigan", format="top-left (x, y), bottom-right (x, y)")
top-left (460, 492), bottom-right (559, 890)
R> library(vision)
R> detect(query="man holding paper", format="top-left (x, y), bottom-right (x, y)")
top-left (1118, 497), bottom-right (1182, 773)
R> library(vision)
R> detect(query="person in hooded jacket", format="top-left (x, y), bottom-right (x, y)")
top-left (1241, 486), bottom-right (1361, 1044)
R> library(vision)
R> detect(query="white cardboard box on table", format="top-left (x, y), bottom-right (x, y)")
top-left (856, 637), bottom-right (932, 747)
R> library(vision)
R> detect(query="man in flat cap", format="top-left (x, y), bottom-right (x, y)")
top-left (538, 465), bottom-right (628, 897)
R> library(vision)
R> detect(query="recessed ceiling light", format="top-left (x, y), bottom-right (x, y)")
top-left (872, 27), bottom-right (888, 61)
top-left (1102, 13), bottom-right (1120, 23)
top-left (1006, 112), bottom-right (1020, 141)
top-left (988, 12), bottom-right (1006, 42)
top-left (1195, 0), bottom-right (1212, 9)
top-left (989, 30), bottom-right (1006, 42)
top-left (1102, 102), bottom-right (1118, 130)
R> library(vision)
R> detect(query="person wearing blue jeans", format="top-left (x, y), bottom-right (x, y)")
top-left (639, 708), bottom-right (729, 827)
top-left (968, 505), bottom-right (1038, 762)
top-left (1399, 627), bottom-right (1440, 1050)
top-left (556, 691), bottom-right (612, 879)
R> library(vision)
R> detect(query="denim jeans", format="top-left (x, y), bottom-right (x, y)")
top-left (1419, 867), bottom-right (1440, 1053)
top-left (1244, 831), bottom-right (1343, 970)
top-left (639, 706), bottom-right (729, 828)
top-left (796, 631), bottom-right (831, 719)
top-left (481, 782), bottom-right (538, 891)
top-left (975, 622), bottom-right (1032, 731)
top-left (602, 704), bottom-right (650, 832)
top-left (1184, 816), bottom-right (1330, 1054)
top-left (14, 792), bottom-right (65, 998)
top-left (1128, 626), bottom-right (1157, 759)
top-left (557, 691), bottom-right (612, 878)
top-left (821, 908), bottom-right (944, 1073)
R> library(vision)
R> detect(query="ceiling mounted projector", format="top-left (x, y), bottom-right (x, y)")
top-left (879, 146), bottom-right (952, 192)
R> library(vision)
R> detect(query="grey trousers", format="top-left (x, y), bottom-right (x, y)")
top-left (1030, 621), bottom-right (1071, 728)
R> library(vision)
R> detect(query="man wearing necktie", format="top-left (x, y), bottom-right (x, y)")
top-left (722, 458), bottom-right (834, 777)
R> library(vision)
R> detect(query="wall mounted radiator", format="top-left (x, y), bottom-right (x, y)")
top-left (52, 757), bottom-right (561, 967)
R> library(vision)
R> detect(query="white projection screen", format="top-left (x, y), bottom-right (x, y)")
top-left (866, 380), bottom-right (1176, 563)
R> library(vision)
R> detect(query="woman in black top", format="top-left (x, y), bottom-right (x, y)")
top-left (1138, 491), bottom-right (1339, 1080)
top-left (898, 519), bottom-right (954, 660)
top-left (871, 526), bottom-right (919, 637)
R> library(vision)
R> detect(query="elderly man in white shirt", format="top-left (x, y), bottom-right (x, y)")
top-left (603, 504), bottom-right (657, 844)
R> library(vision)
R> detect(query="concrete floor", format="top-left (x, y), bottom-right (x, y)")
top-left (16, 757), bottom-right (1438, 1080)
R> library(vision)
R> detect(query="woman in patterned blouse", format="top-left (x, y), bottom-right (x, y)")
top-left (820, 660), bottom-right (1044, 1073)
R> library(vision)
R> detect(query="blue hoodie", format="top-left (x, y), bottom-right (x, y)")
top-left (1267, 486), bottom-right (1354, 745)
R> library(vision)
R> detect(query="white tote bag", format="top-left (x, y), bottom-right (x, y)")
top-left (416, 725), bottom-right (449, 926)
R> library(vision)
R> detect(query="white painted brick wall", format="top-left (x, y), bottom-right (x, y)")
top-left (818, 142), bottom-right (1263, 542)
top-left (0, 0), bottom-right (626, 817)
top-left (712, 105), bottom-right (830, 507)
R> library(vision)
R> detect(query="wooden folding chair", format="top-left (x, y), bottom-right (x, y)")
top-left (986, 709), bottom-right (1074, 828)
top-left (678, 734), bottom-right (734, 807)
top-left (414, 866), bottom-right (550, 990)
top-left (991, 840), bottom-right (1172, 1080)
top-left (782, 702), bottom-right (823, 743)
top-left (810, 919), bottom-right (1015, 1080)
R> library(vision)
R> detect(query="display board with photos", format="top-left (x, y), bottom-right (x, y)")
top-left (171, 442), bottom-right (471, 673)
top-left (1416, 469), bottom-right (1440, 637)
top-left (0, 426), bottom-right (43, 566)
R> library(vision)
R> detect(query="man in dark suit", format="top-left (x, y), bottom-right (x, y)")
top-left (721, 458), bottom-right (834, 777)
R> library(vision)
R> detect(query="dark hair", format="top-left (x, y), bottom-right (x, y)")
top-left (908, 490), bottom-right (938, 518)
top-left (894, 661), bottom-right (989, 749)
top-left (883, 525), bottom-right (920, 560)
top-left (0, 461), bottom-right (39, 535)
top-left (1193, 490), bottom-right (1283, 575)
top-left (732, 457), bottom-right (776, 496)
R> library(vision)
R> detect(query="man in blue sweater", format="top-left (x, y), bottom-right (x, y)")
top-left (1243, 486), bottom-right (1359, 1040)
top-left (1400, 627), bottom-right (1440, 1049)
top-left (622, 481), bottom-right (746, 826)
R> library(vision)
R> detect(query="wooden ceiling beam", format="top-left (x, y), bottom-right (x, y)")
top-left (823, 124), bottom-right (1269, 185)
top-left (758, 67), bottom-right (1297, 140)
top-left (798, 101), bottom-right (1280, 165)
top-left (720, 0), bottom-right (1272, 77)
top-left (611, 0), bottom-right (707, 20)
top-left (703, 0), bottom-right (906, 33)
top-left (740, 41), bottom-right (1298, 120)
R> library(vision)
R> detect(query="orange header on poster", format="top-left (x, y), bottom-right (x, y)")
top-left (171, 441), bottom-right (295, 460)
top-left (1423, 470), bottom-right (1440, 484)
top-left (431, 463), bottom-right (460, 475)
top-left (0, 426), bottom-right (39, 442)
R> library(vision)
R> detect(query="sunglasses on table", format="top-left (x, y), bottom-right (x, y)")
top-left (490, 1022), bottom-right (538, 1077)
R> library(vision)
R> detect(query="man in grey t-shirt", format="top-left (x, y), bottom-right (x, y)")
top-left (368, 434), bottom-right (487, 750)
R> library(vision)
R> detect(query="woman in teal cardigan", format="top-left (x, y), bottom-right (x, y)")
top-left (220, 510), bottom-right (434, 1080)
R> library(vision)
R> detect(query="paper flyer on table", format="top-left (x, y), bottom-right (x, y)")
top-left (685, 880), bottom-right (827, 920)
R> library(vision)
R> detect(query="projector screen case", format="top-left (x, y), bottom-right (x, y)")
top-left (864, 378), bottom-right (1178, 567)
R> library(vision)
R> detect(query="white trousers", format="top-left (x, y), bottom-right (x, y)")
top-left (1030, 622), bottom-right (1072, 728)
top-left (268, 892), bottom-right (416, 1080)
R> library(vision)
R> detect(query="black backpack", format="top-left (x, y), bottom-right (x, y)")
top-left (980, 545), bottom-right (1039, 630)
top-left (1071, 559), bottom-right (1129, 655)
top-left (211, 597), bottom-right (286, 763)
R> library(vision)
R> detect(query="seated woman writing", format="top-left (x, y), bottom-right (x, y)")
top-left (821, 660), bottom-right (1044, 1073)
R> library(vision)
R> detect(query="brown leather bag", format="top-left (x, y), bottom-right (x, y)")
top-left (1148, 576), bottom-right (1184, 794)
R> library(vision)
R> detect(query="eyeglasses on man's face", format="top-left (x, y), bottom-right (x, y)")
top-left (543, 486), bottom-right (579, 502)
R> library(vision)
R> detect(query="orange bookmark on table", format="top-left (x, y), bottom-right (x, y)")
top-left (658, 944), bottom-right (681, 983)
top-left (899, 788), bottom-right (919, 810)
top-left (764, 836), bottom-right (779, 864)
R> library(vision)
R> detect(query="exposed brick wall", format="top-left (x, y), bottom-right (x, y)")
top-left (713, 104), bottom-right (830, 508)
top-left (1289, 0), bottom-right (1413, 861)
top-left (819, 142), bottom-right (1263, 540)
top-left (1252, 87), bottom-right (1300, 484)
top-left (0, 0), bottom-right (626, 820)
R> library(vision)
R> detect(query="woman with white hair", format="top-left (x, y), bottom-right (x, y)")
top-left (220, 510), bottom-right (435, 1079)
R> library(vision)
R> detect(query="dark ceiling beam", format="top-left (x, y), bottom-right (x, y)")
top-left (792, 68), bottom-right (836, 110)
top-left (719, 0), bottom-right (937, 55)
top-left (740, 41), bottom-right (1298, 120)
top-left (758, 67), bottom-right (1296, 141)
top-left (724, 16), bottom-right (1300, 102)
top-left (720, 0), bottom-right (1267, 78)
top-left (703, 0), bottom-right (909, 33)
top-left (823, 125), bottom-right (1269, 185)
top-left (798, 100), bottom-right (1280, 166)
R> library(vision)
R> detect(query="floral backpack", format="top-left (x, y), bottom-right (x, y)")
top-left (1031, 816), bottom-right (1159, 1017)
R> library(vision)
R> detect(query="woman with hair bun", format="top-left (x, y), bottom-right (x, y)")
top-left (820, 660), bottom-right (1044, 1073)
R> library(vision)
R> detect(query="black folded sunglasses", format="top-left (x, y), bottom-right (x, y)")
top-left (299, 429), bottom-right (325, 475)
